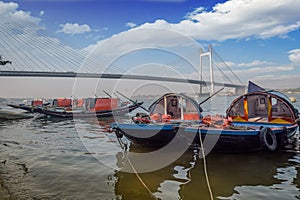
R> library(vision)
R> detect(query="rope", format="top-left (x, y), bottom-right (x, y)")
top-left (115, 130), bottom-right (156, 199)
top-left (198, 128), bottom-right (214, 200)
top-left (127, 156), bottom-right (158, 200)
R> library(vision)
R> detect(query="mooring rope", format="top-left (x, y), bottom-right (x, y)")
top-left (126, 156), bottom-right (158, 200)
top-left (198, 128), bottom-right (214, 200)
top-left (115, 131), bottom-right (157, 200)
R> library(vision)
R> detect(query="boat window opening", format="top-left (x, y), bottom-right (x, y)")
top-left (186, 100), bottom-right (197, 113)
top-left (260, 97), bottom-right (265, 104)
top-left (270, 98), bottom-right (294, 122)
top-left (171, 98), bottom-right (177, 107)
top-left (52, 99), bottom-right (58, 107)
top-left (228, 97), bottom-right (244, 117)
top-left (167, 97), bottom-right (181, 119)
top-left (149, 94), bottom-right (201, 121)
top-left (271, 98), bottom-right (278, 112)
top-left (85, 98), bottom-right (96, 109)
top-left (90, 99), bottom-right (96, 109)
top-left (248, 95), bottom-right (268, 122)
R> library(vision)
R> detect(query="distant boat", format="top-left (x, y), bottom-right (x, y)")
top-left (0, 108), bottom-right (32, 120)
top-left (34, 97), bottom-right (143, 118)
top-left (8, 99), bottom-right (50, 113)
top-left (111, 82), bottom-right (300, 152)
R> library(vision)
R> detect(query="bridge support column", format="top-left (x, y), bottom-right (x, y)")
top-left (208, 45), bottom-right (214, 94)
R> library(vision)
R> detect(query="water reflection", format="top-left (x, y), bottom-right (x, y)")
top-left (114, 145), bottom-right (300, 199)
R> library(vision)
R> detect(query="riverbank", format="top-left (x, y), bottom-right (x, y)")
top-left (0, 158), bottom-right (11, 200)
top-left (0, 173), bottom-right (10, 200)
top-left (0, 140), bottom-right (32, 200)
top-left (0, 177), bottom-right (10, 200)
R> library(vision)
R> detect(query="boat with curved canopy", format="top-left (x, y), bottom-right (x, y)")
top-left (113, 93), bottom-right (202, 147)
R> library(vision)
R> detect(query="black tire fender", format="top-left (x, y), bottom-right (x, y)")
top-left (259, 127), bottom-right (277, 151)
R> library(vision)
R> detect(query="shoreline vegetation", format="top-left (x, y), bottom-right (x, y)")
top-left (280, 88), bottom-right (300, 94)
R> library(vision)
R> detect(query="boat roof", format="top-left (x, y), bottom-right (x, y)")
top-left (227, 82), bottom-right (299, 118)
top-left (148, 93), bottom-right (202, 114)
top-left (247, 81), bottom-right (295, 109)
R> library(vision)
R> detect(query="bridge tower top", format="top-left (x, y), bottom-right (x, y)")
top-left (199, 45), bottom-right (214, 94)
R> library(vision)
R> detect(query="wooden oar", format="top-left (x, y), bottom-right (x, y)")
top-left (102, 90), bottom-right (112, 98)
top-left (92, 92), bottom-right (98, 98)
top-left (112, 91), bottom-right (127, 105)
top-left (115, 91), bottom-right (149, 112)
top-left (199, 87), bottom-right (224, 106)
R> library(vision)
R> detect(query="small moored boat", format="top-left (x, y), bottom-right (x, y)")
top-left (113, 93), bottom-right (201, 146)
top-left (37, 97), bottom-right (143, 118)
top-left (8, 99), bottom-right (49, 113)
top-left (0, 108), bottom-right (32, 120)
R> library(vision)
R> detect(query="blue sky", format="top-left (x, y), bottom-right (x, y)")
top-left (1, 0), bottom-right (300, 97)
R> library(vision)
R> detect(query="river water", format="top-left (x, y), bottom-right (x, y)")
top-left (1, 94), bottom-right (300, 200)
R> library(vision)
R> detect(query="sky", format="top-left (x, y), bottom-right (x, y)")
top-left (0, 0), bottom-right (300, 98)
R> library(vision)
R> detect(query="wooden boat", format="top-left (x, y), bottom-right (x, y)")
top-left (111, 83), bottom-right (300, 152)
top-left (111, 93), bottom-right (203, 147)
top-left (36, 97), bottom-right (143, 118)
top-left (8, 99), bottom-right (49, 113)
top-left (0, 108), bottom-right (32, 120)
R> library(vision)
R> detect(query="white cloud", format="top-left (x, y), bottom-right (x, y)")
top-left (126, 22), bottom-right (137, 28)
top-left (138, 0), bottom-right (300, 41)
top-left (82, 27), bottom-right (201, 58)
top-left (237, 60), bottom-right (273, 67)
top-left (289, 49), bottom-right (300, 65)
top-left (251, 73), bottom-right (300, 89)
top-left (83, 0), bottom-right (300, 61)
top-left (58, 23), bottom-right (91, 35)
top-left (0, 1), bottom-right (41, 28)
top-left (0, 1), bottom-right (18, 15)
top-left (40, 10), bottom-right (45, 16)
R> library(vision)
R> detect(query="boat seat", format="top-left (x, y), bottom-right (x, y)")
top-left (248, 117), bottom-right (268, 122)
top-left (183, 113), bottom-right (200, 120)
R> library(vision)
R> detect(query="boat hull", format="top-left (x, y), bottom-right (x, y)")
top-left (7, 104), bottom-right (39, 113)
top-left (186, 124), bottom-right (298, 152)
top-left (37, 102), bottom-right (143, 118)
top-left (114, 123), bottom-right (182, 147)
top-left (112, 122), bottom-right (299, 152)
top-left (0, 110), bottom-right (32, 120)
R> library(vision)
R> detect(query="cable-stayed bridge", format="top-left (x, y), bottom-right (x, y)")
top-left (0, 15), bottom-right (245, 95)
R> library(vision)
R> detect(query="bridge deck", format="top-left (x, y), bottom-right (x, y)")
top-left (0, 70), bottom-right (246, 89)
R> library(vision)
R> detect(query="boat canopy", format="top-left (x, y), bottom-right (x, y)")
top-left (52, 98), bottom-right (72, 107)
top-left (84, 98), bottom-right (119, 111)
top-left (148, 93), bottom-right (202, 121)
top-left (226, 82), bottom-right (299, 124)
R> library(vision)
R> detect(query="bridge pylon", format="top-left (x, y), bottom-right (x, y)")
top-left (199, 45), bottom-right (214, 95)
